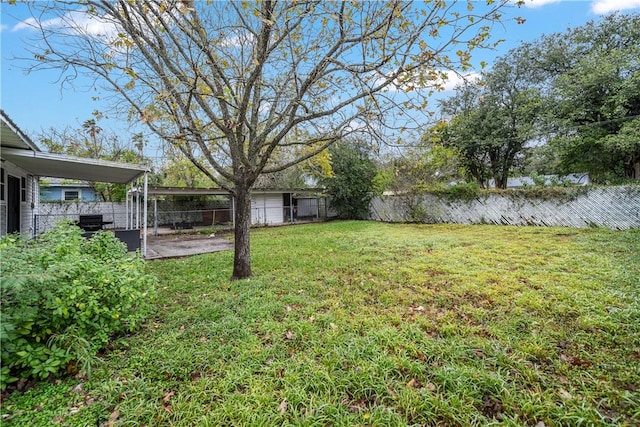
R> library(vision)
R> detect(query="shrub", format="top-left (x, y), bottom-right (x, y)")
top-left (0, 223), bottom-right (157, 389)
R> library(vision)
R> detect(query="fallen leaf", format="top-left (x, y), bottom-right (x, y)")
top-left (559, 388), bottom-right (572, 400)
top-left (570, 357), bottom-right (592, 367)
top-left (163, 391), bottom-right (175, 403)
top-left (308, 316), bottom-right (315, 322)
top-left (286, 305), bottom-right (293, 312)
top-left (199, 336), bottom-right (208, 342)
top-left (107, 408), bottom-right (119, 427)
top-left (425, 382), bottom-right (436, 391)
top-left (406, 378), bottom-right (422, 388)
top-left (163, 405), bottom-right (172, 413)
top-left (329, 323), bottom-right (337, 329)
top-left (535, 422), bottom-right (546, 427)
top-left (284, 330), bottom-right (295, 340)
top-left (70, 384), bottom-right (84, 394)
top-left (278, 399), bottom-right (288, 414)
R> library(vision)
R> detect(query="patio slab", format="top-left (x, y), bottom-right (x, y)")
top-left (145, 235), bottom-right (233, 260)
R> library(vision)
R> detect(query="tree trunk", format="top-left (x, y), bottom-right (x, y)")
top-left (232, 186), bottom-right (252, 280)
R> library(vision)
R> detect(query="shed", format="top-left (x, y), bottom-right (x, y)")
top-left (143, 186), bottom-right (329, 234)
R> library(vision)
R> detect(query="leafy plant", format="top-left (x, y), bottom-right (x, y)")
top-left (0, 223), bottom-right (156, 389)
top-left (322, 142), bottom-right (380, 220)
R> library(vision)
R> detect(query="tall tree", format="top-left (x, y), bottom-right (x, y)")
top-left (525, 13), bottom-right (640, 181)
top-left (322, 142), bottom-right (378, 220)
top-left (436, 59), bottom-right (542, 189)
top-left (24, 0), bottom-right (517, 278)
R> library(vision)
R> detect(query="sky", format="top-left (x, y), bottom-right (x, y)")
top-left (1, 0), bottom-right (639, 161)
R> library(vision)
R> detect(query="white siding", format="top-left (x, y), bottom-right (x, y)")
top-left (251, 194), bottom-right (284, 225)
top-left (0, 160), bottom-right (37, 237)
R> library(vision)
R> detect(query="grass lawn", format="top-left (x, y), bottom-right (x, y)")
top-left (2, 221), bottom-right (639, 426)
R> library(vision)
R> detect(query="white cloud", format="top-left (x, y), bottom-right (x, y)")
top-left (590, 0), bottom-right (640, 14)
top-left (12, 11), bottom-right (117, 37)
top-left (522, 0), bottom-right (562, 8)
top-left (345, 120), bottom-right (367, 132)
top-left (12, 16), bottom-right (48, 32)
top-left (367, 68), bottom-right (480, 94)
top-left (440, 70), bottom-right (481, 91)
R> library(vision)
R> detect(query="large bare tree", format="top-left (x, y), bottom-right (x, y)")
top-left (23, 0), bottom-right (516, 278)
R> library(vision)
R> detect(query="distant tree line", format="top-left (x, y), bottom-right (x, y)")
top-left (413, 13), bottom-right (639, 189)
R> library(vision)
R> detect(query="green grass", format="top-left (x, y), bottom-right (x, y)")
top-left (2, 221), bottom-right (639, 426)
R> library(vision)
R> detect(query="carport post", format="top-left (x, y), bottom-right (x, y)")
top-left (153, 196), bottom-right (158, 236)
top-left (136, 186), bottom-right (140, 229)
top-left (143, 172), bottom-right (148, 258)
top-left (125, 185), bottom-right (129, 229)
top-left (290, 193), bottom-right (294, 223)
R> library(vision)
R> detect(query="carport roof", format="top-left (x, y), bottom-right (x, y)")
top-left (146, 186), bottom-right (325, 196)
top-left (1, 110), bottom-right (148, 184)
top-left (1, 147), bottom-right (148, 184)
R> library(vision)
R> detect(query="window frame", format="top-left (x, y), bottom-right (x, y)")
top-left (63, 190), bottom-right (81, 201)
top-left (20, 176), bottom-right (27, 202)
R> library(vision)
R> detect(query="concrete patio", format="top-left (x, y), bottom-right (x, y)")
top-left (145, 233), bottom-right (234, 260)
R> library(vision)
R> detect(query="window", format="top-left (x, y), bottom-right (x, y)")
top-left (63, 190), bottom-right (80, 201)
top-left (21, 177), bottom-right (26, 202)
top-left (1, 168), bottom-right (4, 201)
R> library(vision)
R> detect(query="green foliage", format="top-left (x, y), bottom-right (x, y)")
top-left (436, 63), bottom-right (542, 189)
top-left (436, 182), bottom-right (481, 200)
top-left (528, 13), bottom-right (640, 181)
top-left (322, 143), bottom-right (379, 220)
top-left (381, 145), bottom-right (464, 193)
top-left (433, 13), bottom-right (640, 186)
top-left (0, 223), bottom-right (157, 389)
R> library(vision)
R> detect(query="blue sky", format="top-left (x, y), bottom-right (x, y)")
top-left (1, 0), bottom-right (639, 159)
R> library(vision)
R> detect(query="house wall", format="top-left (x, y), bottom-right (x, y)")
top-left (0, 160), bottom-right (37, 237)
top-left (251, 194), bottom-right (284, 225)
top-left (40, 185), bottom-right (100, 202)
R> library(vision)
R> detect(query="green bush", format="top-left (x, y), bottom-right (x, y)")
top-left (0, 223), bottom-right (156, 389)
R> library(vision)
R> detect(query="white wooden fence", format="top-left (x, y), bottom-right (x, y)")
top-left (370, 186), bottom-right (640, 230)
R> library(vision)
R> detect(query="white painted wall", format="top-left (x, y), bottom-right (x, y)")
top-left (0, 161), bottom-right (37, 237)
top-left (251, 194), bottom-right (284, 225)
